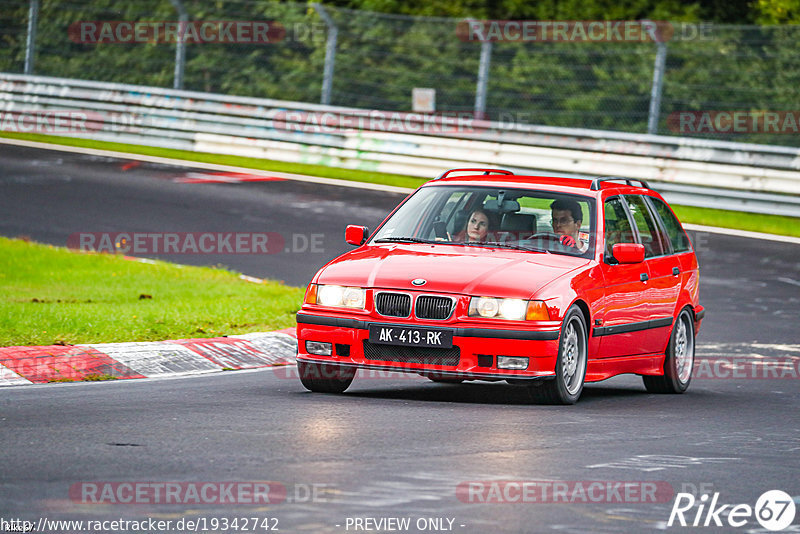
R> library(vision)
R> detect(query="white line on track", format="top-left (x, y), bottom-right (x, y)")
top-left (3, 136), bottom-right (798, 245)
top-left (683, 223), bottom-right (800, 245)
top-left (0, 137), bottom-right (413, 194)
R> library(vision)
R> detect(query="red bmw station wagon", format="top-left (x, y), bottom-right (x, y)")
top-left (296, 169), bottom-right (704, 404)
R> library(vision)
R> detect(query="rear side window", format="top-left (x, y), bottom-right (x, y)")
top-left (624, 195), bottom-right (667, 257)
top-left (649, 197), bottom-right (692, 253)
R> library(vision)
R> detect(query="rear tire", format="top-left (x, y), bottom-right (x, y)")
top-left (529, 305), bottom-right (588, 405)
top-left (298, 361), bottom-right (356, 393)
top-left (643, 309), bottom-right (694, 394)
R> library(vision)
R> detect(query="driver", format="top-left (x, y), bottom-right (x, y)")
top-left (550, 199), bottom-right (588, 252)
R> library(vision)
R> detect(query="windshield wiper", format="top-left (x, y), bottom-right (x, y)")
top-left (374, 237), bottom-right (438, 244)
top-left (374, 237), bottom-right (549, 253)
top-left (484, 241), bottom-right (549, 253)
top-left (447, 241), bottom-right (548, 253)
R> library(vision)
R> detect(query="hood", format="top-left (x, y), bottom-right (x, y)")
top-left (316, 243), bottom-right (591, 299)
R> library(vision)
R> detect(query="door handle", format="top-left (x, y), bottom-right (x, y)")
top-left (672, 267), bottom-right (680, 276)
top-left (640, 273), bottom-right (649, 282)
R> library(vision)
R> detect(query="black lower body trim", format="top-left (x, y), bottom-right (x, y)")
top-left (455, 327), bottom-right (559, 341)
top-left (593, 316), bottom-right (673, 337)
top-left (296, 313), bottom-right (366, 329)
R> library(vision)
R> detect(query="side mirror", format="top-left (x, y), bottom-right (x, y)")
top-left (612, 243), bottom-right (645, 264)
top-left (345, 225), bottom-right (369, 246)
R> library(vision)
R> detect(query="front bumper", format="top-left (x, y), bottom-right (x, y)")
top-left (296, 312), bottom-right (561, 381)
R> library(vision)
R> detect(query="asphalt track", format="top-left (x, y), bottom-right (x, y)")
top-left (1, 143), bottom-right (799, 533)
top-left (0, 144), bottom-right (402, 287)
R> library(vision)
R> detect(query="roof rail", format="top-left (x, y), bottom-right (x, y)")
top-left (434, 168), bottom-right (515, 180)
top-left (590, 176), bottom-right (650, 191)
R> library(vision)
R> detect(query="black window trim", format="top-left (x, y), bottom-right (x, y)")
top-left (603, 195), bottom-right (639, 265)
top-left (641, 194), bottom-right (675, 256)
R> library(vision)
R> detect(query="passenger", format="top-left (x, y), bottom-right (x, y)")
top-left (453, 209), bottom-right (491, 243)
top-left (550, 199), bottom-right (588, 252)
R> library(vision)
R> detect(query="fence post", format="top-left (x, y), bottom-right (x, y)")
top-left (312, 3), bottom-right (337, 106)
top-left (475, 40), bottom-right (492, 119)
top-left (647, 41), bottom-right (667, 135)
top-left (24, 0), bottom-right (39, 74)
top-left (169, 0), bottom-right (188, 90)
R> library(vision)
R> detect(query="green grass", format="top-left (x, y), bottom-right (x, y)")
top-left (0, 237), bottom-right (304, 347)
top-left (2, 131), bottom-right (798, 237)
top-left (83, 373), bottom-right (119, 381)
top-left (671, 205), bottom-right (800, 238)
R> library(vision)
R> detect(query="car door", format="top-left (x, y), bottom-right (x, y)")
top-left (624, 194), bottom-right (680, 353)
top-left (596, 196), bottom-right (653, 358)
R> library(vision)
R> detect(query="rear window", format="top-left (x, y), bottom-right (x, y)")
top-left (649, 197), bottom-right (692, 253)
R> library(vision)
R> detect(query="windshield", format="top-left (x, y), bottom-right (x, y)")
top-left (372, 185), bottom-right (596, 257)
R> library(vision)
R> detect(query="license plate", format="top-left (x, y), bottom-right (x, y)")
top-left (368, 324), bottom-right (453, 348)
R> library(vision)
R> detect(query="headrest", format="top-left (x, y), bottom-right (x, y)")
top-left (501, 213), bottom-right (537, 232)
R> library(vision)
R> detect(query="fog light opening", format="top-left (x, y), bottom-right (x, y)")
top-left (476, 354), bottom-right (494, 368)
top-left (305, 341), bottom-right (333, 356)
top-left (497, 356), bottom-right (529, 370)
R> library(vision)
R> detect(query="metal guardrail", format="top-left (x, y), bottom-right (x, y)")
top-left (1, 73), bottom-right (799, 217)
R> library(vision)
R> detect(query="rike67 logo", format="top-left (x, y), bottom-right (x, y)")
top-left (668, 490), bottom-right (796, 531)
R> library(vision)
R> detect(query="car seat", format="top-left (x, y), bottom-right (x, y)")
top-left (500, 213), bottom-right (537, 239)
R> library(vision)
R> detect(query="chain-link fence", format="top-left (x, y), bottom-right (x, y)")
top-left (2, 0), bottom-right (799, 146)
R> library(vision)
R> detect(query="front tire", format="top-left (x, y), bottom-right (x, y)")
top-left (529, 305), bottom-right (588, 405)
top-left (298, 361), bottom-right (356, 393)
top-left (643, 309), bottom-right (695, 394)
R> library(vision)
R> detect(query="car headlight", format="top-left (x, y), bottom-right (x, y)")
top-left (474, 296), bottom-right (500, 317)
top-left (469, 297), bottom-right (550, 321)
top-left (309, 284), bottom-right (366, 310)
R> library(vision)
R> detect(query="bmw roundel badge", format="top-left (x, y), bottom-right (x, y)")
top-left (411, 278), bottom-right (427, 286)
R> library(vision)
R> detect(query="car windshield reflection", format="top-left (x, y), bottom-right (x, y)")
top-left (371, 185), bottom-right (596, 257)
